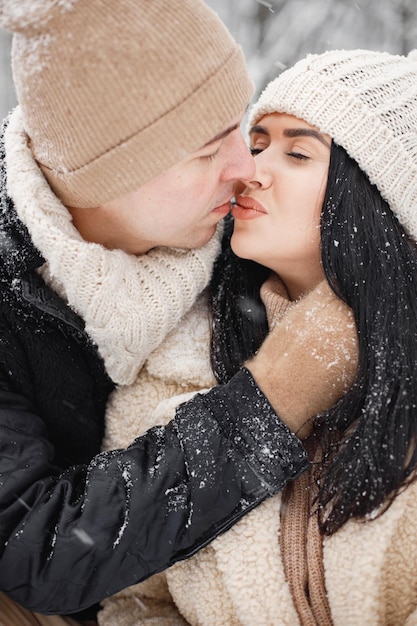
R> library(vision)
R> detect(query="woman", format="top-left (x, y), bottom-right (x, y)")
top-left (99, 48), bottom-right (417, 625)
top-left (209, 48), bottom-right (417, 625)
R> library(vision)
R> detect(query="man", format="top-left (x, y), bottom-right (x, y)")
top-left (0, 0), bottom-right (356, 624)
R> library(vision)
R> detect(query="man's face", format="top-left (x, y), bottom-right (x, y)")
top-left (87, 113), bottom-right (255, 255)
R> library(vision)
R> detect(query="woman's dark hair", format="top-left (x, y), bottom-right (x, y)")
top-left (209, 215), bottom-right (269, 384)
top-left (210, 142), bottom-right (417, 535)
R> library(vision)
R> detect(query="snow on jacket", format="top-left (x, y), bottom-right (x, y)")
top-left (96, 273), bottom-right (417, 625)
top-left (0, 108), bottom-right (308, 617)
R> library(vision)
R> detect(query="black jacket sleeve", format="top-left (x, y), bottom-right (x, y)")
top-left (0, 368), bottom-right (308, 615)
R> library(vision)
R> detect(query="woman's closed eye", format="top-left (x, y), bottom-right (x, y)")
top-left (250, 146), bottom-right (311, 160)
top-left (287, 151), bottom-right (309, 161)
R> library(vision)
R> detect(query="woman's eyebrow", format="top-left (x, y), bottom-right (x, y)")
top-left (284, 128), bottom-right (331, 148)
top-left (249, 125), bottom-right (269, 137)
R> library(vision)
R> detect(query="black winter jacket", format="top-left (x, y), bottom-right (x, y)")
top-left (0, 140), bottom-right (308, 616)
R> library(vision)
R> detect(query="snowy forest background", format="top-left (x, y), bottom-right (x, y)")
top-left (0, 0), bottom-right (416, 121)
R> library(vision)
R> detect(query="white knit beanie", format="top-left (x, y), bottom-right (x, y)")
top-left (249, 49), bottom-right (417, 241)
top-left (0, 0), bottom-right (254, 208)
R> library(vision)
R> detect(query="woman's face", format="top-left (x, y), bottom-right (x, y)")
top-left (231, 113), bottom-right (331, 300)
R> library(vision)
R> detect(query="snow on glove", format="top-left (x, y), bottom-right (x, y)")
top-left (247, 280), bottom-right (358, 438)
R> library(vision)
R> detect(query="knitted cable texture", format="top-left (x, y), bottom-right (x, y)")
top-left (5, 107), bottom-right (221, 385)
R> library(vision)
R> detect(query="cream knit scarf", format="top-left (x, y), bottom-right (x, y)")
top-left (4, 107), bottom-right (221, 386)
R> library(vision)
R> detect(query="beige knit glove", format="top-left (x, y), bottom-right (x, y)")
top-left (260, 273), bottom-right (291, 329)
top-left (247, 280), bottom-right (358, 438)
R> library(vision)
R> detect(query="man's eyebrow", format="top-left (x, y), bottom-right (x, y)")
top-left (202, 122), bottom-right (240, 147)
top-left (284, 128), bottom-right (331, 147)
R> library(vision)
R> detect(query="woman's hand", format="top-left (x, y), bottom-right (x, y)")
top-left (247, 280), bottom-right (358, 438)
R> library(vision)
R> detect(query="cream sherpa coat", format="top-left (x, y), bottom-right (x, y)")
top-left (98, 327), bottom-right (417, 626)
top-left (95, 256), bottom-right (417, 625)
top-left (96, 275), bottom-right (417, 626)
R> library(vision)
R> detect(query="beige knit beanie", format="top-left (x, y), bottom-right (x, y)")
top-left (249, 49), bottom-right (417, 241)
top-left (0, 0), bottom-right (254, 208)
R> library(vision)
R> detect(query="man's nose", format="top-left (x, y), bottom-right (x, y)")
top-left (223, 132), bottom-right (256, 183)
top-left (234, 179), bottom-right (248, 197)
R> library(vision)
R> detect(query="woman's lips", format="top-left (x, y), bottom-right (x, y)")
top-left (231, 196), bottom-right (267, 220)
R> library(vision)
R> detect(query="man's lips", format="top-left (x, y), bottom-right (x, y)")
top-left (231, 196), bottom-right (267, 220)
top-left (212, 201), bottom-right (232, 215)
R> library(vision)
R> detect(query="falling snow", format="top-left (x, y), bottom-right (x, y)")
top-left (1, 1), bottom-right (416, 119)
top-left (205, 0), bottom-right (417, 97)
top-left (72, 528), bottom-right (95, 547)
